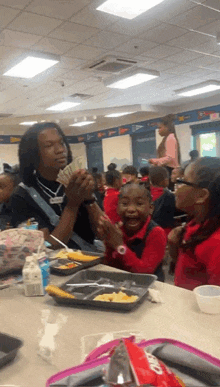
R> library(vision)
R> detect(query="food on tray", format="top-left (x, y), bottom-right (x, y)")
top-left (46, 285), bottom-right (75, 299)
top-left (94, 291), bottom-right (138, 303)
top-left (57, 262), bottom-right (77, 270)
top-left (55, 249), bottom-right (99, 262)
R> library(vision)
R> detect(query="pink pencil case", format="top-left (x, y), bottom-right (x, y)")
top-left (46, 337), bottom-right (220, 386)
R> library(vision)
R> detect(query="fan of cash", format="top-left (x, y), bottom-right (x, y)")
top-left (56, 158), bottom-right (82, 187)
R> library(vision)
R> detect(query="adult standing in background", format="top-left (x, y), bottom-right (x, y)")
top-left (149, 114), bottom-right (181, 189)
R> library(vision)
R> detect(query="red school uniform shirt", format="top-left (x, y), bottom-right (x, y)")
top-left (105, 216), bottom-right (167, 274)
top-left (103, 187), bottom-right (121, 224)
top-left (175, 220), bottom-right (220, 290)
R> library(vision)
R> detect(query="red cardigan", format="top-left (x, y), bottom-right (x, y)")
top-left (105, 216), bottom-right (166, 273)
top-left (103, 187), bottom-right (121, 224)
top-left (175, 220), bottom-right (220, 290)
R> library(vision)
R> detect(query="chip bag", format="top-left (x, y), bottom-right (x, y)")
top-left (107, 339), bottom-right (185, 387)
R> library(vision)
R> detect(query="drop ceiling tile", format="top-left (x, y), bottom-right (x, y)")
top-left (139, 24), bottom-right (188, 44)
top-left (105, 17), bottom-right (161, 37)
top-left (195, 39), bottom-right (219, 53)
top-left (70, 5), bottom-right (115, 29)
top-left (143, 45), bottom-right (181, 59)
top-left (147, 60), bottom-right (176, 71)
top-left (196, 20), bottom-right (220, 36)
top-left (186, 53), bottom-right (220, 66)
top-left (59, 56), bottom-right (87, 70)
top-left (155, 0), bottom-right (197, 21)
top-left (0, 29), bottom-right (42, 48)
top-left (201, 60), bottom-right (220, 70)
top-left (167, 49), bottom-right (203, 63)
top-left (203, 0), bottom-right (220, 10)
top-left (169, 5), bottom-right (220, 30)
top-left (7, 12), bottom-right (63, 36)
top-left (49, 22), bottom-right (100, 43)
top-left (65, 44), bottom-right (107, 60)
top-left (114, 39), bottom-right (158, 56)
top-left (0, 0), bottom-right (30, 8)
top-left (168, 31), bottom-right (211, 49)
top-left (32, 37), bottom-right (77, 55)
top-left (0, 5), bottom-right (20, 28)
top-left (84, 30), bottom-right (130, 50)
top-left (26, 0), bottom-right (91, 20)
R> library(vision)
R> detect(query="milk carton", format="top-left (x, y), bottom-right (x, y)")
top-left (22, 256), bottom-right (44, 297)
top-left (37, 253), bottom-right (50, 294)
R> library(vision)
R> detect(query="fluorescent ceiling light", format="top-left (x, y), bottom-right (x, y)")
top-left (105, 112), bottom-right (135, 117)
top-left (97, 0), bottom-right (165, 19)
top-left (3, 53), bottom-right (59, 79)
top-left (105, 69), bottom-right (159, 89)
top-left (46, 101), bottom-right (81, 112)
top-left (70, 121), bottom-right (95, 127)
top-left (19, 121), bottom-right (38, 126)
top-left (176, 81), bottom-right (220, 97)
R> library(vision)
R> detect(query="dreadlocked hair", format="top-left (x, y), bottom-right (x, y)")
top-left (19, 122), bottom-right (72, 186)
top-left (180, 157), bottom-right (220, 251)
top-left (119, 181), bottom-right (152, 202)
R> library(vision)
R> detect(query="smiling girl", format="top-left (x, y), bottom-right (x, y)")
top-left (98, 182), bottom-right (166, 280)
top-left (169, 157), bottom-right (220, 290)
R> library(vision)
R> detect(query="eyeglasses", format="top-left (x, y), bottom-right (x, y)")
top-left (176, 178), bottom-right (200, 188)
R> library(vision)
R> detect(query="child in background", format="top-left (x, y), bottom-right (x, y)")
top-left (139, 166), bottom-right (149, 183)
top-left (91, 168), bottom-right (104, 210)
top-left (169, 157), bottom-right (220, 290)
top-left (0, 164), bottom-right (20, 230)
top-left (171, 166), bottom-right (184, 191)
top-left (122, 165), bottom-right (138, 184)
top-left (103, 163), bottom-right (122, 224)
top-left (149, 166), bottom-right (176, 236)
top-left (99, 182), bottom-right (166, 281)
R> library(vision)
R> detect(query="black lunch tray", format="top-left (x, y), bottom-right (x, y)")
top-left (49, 251), bottom-right (103, 276)
top-left (0, 332), bottom-right (23, 369)
top-left (50, 269), bottom-right (157, 312)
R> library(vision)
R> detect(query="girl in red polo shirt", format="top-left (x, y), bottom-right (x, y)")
top-left (99, 182), bottom-right (166, 280)
top-left (103, 163), bottom-right (122, 224)
top-left (169, 157), bottom-right (220, 290)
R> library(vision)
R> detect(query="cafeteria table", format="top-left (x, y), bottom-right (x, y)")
top-left (0, 264), bottom-right (219, 387)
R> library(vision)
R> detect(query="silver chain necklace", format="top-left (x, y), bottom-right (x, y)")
top-left (36, 177), bottom-right (65, 211)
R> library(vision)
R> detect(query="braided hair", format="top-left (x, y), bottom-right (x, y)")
top-left (180, 157), bottom-right (220, 251)
top-left (119, 181), bottom-right (152, 202)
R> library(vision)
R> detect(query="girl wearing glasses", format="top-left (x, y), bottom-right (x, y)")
top-left (149, 114), bottom-right (181, 190)
top-left (168, 157), bottom-right (220, 290)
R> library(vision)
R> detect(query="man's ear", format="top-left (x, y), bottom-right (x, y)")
top-left (195, 188), bottom-right (210, 204)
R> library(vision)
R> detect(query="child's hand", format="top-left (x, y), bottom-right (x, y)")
top-left (168, 226), bottom-right (184, 245)
top-left (97, 216), bottom-right (123, 250)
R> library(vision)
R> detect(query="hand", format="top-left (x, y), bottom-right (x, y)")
top-left (97, 216), bottom-right (123, 250)
top-left (168, 226), bottom-right (184, 245)
top-left (65, 170), bottom-right (94, 208)
top-left (148, 159), bottom-right (156, 165)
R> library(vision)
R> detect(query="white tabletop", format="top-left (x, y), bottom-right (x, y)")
top-left (0, 264), bottom-right (219, 387)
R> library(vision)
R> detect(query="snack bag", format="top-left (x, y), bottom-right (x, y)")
top-left (107, 339), bottom-right (185, 387)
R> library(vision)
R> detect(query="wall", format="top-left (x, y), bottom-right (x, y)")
top-left (102, 135), bottom-right (132, 171)
top-left (70, 143), bottom-right (87, 169)
top-left (0, 144), bottom-right (19, 166)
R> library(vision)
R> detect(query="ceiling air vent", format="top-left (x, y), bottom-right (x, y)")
top-left (69, 93), bottom-right (93, 100)
top-left (84, 56), bottom-right (137, 74)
